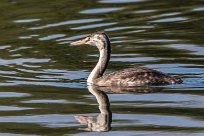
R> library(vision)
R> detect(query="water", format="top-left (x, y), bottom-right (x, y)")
top-left (0, 0), bottom-right (204, 135)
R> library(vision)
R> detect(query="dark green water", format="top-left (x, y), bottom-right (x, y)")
top-left (0, 0), bottom-right (204, 135)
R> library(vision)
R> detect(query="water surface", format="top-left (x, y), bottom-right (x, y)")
top-left (0, 0), bottom-right (204, 135)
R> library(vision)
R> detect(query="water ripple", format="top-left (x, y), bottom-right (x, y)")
top-left (80, 7), bottom-right (124, 14)
top-left (21, 99), bottom-right (70, 104)
top-left (100, 0), bottom-right (145, 3)
top-left (0, 114), bottom-right (77, 128)
top-left (0, 133), bottom-right (38, 136)
top-left (167, 44), bottom-right (204, 56)
top-left (111, 57), bottom-right (158, 62)
top-left (151, 12), bottom-right (181, 18)
top-left (0, 106), bottom-right (33, 111)
top-left (29, 18), bottom-right (103, 30)
top-left (0, 0), bottom-right (204, 135)
top-left (39, 34), bottom-right (66, 41)
top-left (0, 92), bottom-right (30, 98)
top-left (0, 45), bottom-right (11, 50)
top-left (70, 22), bottom-right (117, 30)
top-left (0, 58), bottom-right (50, 65)
top-left (193, 7), bottom-right (204, 11)
top-left (150, 17), bottom-right (187, 23)
top-left (56, 34), bottom-right (88, 42)
top-left (0, 81), bottom-right (85, 88)
top-left (14, 19), bottom-right (41, 23)
top-left (105, 26), bottom-right (134, 31)
top-left (114, 114), bottom-right (204, 128)
top-left (9, 46), bottom-right (32, 52)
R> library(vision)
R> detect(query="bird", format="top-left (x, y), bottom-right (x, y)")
top-left (70, 31), bottom-right (182, 87)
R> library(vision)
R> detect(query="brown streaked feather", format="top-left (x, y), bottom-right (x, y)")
top-left (95, 67), bottom-right (182, 86)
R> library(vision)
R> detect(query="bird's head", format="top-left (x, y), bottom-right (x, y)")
top-left (70, 31), bottom-right (110, 50)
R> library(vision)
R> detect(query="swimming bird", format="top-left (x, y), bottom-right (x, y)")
top-left (70, 31), bottom-right (182, 86)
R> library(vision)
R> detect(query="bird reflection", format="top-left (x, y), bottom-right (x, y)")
top-left (75, 85), bottom-right (112, 132)
top-left (75, 85), bottom-right (163, 132)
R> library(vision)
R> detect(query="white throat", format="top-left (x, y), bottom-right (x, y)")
top-left (87, 38), bottom-right (111, 84)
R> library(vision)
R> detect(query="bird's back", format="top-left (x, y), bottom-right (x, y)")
top-left (94, 67), bottom-right (182, 86)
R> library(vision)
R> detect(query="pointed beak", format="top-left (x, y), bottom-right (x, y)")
top-left (70, 37), bottom-right (90, 46)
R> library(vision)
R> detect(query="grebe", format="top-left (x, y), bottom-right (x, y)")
top-left (70, 31), bottom-right (182, 86)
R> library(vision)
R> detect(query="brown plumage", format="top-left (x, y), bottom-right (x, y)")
top-left (70, 31), bottom-right (182, 87)
top-left (95, 67), bottom-right (182, 86)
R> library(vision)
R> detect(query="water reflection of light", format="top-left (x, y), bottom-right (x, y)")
top-left (111, 57), bottom-right (158, 62)
top-left (39, 34), bottom-right (66, 41)
top-left (29, 18), bottom-right (103, 30)
top-left (114, 113), bottom-right (204, 128)
top-left (0, 58), bottom-right (50, 65)
top-left (135, 9), bottom-right (156, 13)
top-left (70, 22), bottom-right (117, 30)
top-left (150, 17), bottom-right (187, 23)
top-left (14, 19), bottom-right (41, 23)
top-left (0, 106), bottom-right (34, 111)
top-left (105, 26), bottom-right (134, 32)
top-left (57, 34), bottom-right (88, 42)
top-left (193, 7), bottom-right (204, 11)
top-left (0, 45), bottom-right (11, 50)
top-left (151, 12), bottom-right (181, 18)
top-left (167, 44), bottom-right (204, 56)
top-left (0, 92), bottom-right (30, 98)
top-left (100, 0), bottom-right (146, 3)
top-left (80, 7), bottom-right (125, 14)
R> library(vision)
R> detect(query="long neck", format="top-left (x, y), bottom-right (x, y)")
top-left (87, 38), bottom-right (111, 84)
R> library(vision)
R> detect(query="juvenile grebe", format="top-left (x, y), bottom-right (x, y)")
top-left (70, 31), bottom-right (182, 86)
